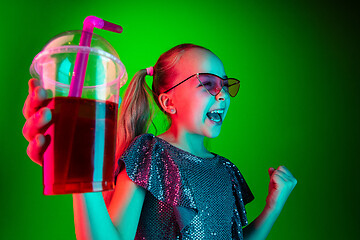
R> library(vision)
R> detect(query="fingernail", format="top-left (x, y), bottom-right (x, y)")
top-left (35, 135), bottom-right (44, 146)
top-left (43, 108), bottom-right (52, 122)
top-left (35, 88), bottom-right (46, 99)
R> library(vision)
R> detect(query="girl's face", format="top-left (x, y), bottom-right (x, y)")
top-left (167, 48), bottom-right (231, 138)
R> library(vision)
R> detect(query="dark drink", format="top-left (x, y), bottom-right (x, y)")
top-left (43, 96), bottom-right (118, 195)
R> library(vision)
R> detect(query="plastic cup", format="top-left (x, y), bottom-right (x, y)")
top-left (30, 30), bottom-right (127, 195)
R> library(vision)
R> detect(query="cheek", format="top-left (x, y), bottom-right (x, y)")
top-left (190, 101), bottom-right (207, 124)
top-left (179, 95), bottom-right (210, 126)
top-left (176, 97), bottom-right (200, 124)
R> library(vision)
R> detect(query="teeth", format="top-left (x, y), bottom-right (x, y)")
top-left (206, 109), bottom-right (223, 124)
top-left (210, 109), bottom-right (224, 114)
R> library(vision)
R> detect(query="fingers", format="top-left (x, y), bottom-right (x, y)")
top-left (268, 167), bottom-right (275, 176)
top-left (23, 79), bottom-right (40, 118)
top-left (29, 78), bottom-right (41, 94)
top-left (270, 165), bottom-right (298, 187)
top-left (23, 79), bottom-right (48, 119)
top-left (27, 134), bottom-right (48, 166)
top-left (23, 107), bottom-right (52, 142)
top-left (277, 166), bottom-right (295, 179)
top-left (271, 171), bottom-right (288, 184)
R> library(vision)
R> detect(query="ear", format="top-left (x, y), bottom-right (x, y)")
top-left (158, 93), bottom-right (176, 114)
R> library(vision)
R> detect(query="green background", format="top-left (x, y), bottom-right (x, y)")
top-left (1, 0), bottom-right (359, 239)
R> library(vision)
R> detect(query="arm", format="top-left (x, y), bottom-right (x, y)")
top-left (73, 192), bottom-right (121, 240)
top-left (22, 79), bottom-right (146, 240)
top-left (243, 166), bottom-right (297, 240)
top-left (73, 170), bottom-right (146, 240)
top-left (242, 205), bottom-right (280, 240)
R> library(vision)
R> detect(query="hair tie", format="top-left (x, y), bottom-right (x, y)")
top-left (146, 66), bottom-right (154, 76)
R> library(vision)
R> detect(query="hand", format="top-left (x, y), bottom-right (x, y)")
top-left (266, 166), bottom-right (297, 213)
top-left (22, 78), bottom-right (52, 166)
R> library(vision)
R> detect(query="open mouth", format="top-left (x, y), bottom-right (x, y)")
top-left (206, 109), bottom-right (224, 124)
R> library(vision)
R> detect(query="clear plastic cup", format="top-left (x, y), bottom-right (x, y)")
top-left (30, 30), bottom-right (127, 195)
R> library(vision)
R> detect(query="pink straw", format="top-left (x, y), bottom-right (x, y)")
top-left (68, 16), bottom-right (123, 97)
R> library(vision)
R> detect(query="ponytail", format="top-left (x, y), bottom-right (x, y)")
top-left (115, 69), bottom-right (153, 161)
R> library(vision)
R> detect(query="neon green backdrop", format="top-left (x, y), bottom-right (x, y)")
top-left (1, 0), bottom-right (358, 239)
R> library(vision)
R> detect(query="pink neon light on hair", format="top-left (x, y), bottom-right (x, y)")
top-left (146, 67), bottom-right (154, 76)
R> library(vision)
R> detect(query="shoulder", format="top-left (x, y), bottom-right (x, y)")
top-left (119, 133), bottom-right (174, 166)
top-left (217, 155), bottom-right (242, 174)
top-left (129, 133), bottom-right (156, 145)
top-left (217, 155), bottom-right (236, 168)
top-left (122, 133), bottom-right (161, 156)
top-left (217, 156), bottom-right (255, 205)
top-left (115, 134), bottom-right (183, 205)
top-left (219, 157), bottom-right (248, 186)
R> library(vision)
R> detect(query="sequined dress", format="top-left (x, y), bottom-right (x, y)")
top-left (114, 134), bottom-right (254, 240)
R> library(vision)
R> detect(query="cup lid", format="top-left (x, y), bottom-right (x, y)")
top-left (30, 30), bottom-right (127, 88)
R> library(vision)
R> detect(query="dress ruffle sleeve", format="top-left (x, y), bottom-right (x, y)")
top-left (114, 134), bottom-right (254, 239)
top-left (114, 134), bottom-right (198, 212)
top-left (220, 158), bottom-right (255, 239)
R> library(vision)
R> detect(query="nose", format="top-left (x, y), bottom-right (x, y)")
top-left (215, 86), bottom-right (228, 101)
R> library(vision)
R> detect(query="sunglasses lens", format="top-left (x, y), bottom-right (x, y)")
top-left (226, 79), bottom-right (240, 97)
top-left (198, 75), bottom-right (222, 95)
top-left (198, 74), bottom-right (240, 97)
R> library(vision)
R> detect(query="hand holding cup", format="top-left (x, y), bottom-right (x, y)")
top-left (22, 78), bottom-right (52, 166)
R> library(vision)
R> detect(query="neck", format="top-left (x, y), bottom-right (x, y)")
top-left (158, 124), bottom-right (212, 158)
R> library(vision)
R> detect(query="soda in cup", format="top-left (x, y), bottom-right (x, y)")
top-left (30, 30), bottom-right (127, 195)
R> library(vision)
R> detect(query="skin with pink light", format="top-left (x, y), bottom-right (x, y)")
top-left (23, 46), bottom-right (297, 239)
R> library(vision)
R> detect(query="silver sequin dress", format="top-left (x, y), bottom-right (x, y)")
top-left (114, 134), bottom-right (254, 240)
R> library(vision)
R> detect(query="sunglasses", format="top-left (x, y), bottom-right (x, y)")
top-left (163, 73), bottom-right (240, 97)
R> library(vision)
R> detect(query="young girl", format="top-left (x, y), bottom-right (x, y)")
top-left (23, 43), bottom-right (297, 239)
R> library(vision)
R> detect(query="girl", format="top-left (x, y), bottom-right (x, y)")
top-left (23, 43), bottom-right (297, 239)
